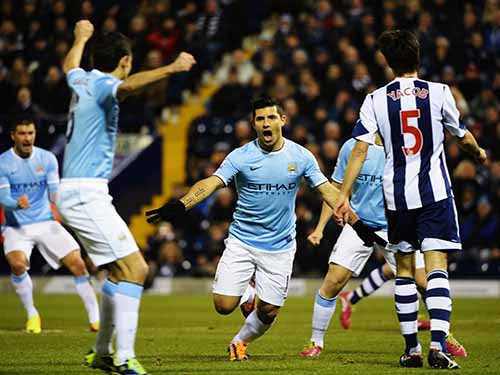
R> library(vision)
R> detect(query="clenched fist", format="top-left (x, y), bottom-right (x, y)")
top-left (17, 194), bottom-right (30, 209)
top-left (74, 20), bottom-right (94, 43)
top-left (169, 52), bottom-right (196, 73)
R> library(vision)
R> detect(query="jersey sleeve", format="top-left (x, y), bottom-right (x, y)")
top-left (46, 152), bottom-right (60, 185)
top-left (0, 164), bottom-right (9, 190)
top-left (213, 150), bottom-right (241, 186)
top-left (303, 149), bottom-right (328, 188)
top-left (442, 85), bottom-right (466, 138)
top-left (331, 140), bottom-right (354, 184)
top-left (352, 94), bottom-right (378, 144)
top-left (94, 75), bottom-right (123, 105)
top-left (66, 68), bottom-right (87, 90)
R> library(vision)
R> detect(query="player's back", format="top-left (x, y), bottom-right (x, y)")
top-left (362, 77), bottom-right (465, 210)
top-left (63, 68), bottom-right (123, 180)
top-left (0, 147), bottom-right (58, 226)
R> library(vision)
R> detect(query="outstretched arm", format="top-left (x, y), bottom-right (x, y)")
top-left (146, 176), bottom-right (224, 224)
top-left (333, 140), bottom-right (369, 225)
top-left (117, 52), bottom-right (196, 101)
top-left (63, 20), bottom-right (94, 74)
top-left (457, 130), bottom-right (487, 164)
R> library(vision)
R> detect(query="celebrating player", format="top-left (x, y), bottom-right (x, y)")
top-left (57, 20), bottom-right (195, 375)
top-left (334, 30), bottom-right (487, 369)
top-left (146, 97), bottom-right (384, 362)
top-left (0, 117), bottom-right (99, 334)
top-left (299, 136), bottom-right (465, 358)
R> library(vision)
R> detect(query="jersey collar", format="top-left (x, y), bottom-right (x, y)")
top-left (11, 146), bottom-right (36, 161)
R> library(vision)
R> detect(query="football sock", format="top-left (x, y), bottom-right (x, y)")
top-left (95, 279), bottom-right (116, 354)
top-left (11, 272), bottom-right (38, 318)
top-left (395, 277), bottom-right (420, 354)
top-left (426, 270), bottom-right (451, 352)
top-left (115, 281), bottom-right (143, 364)
top-left (74, 275), bottom-right (100, 324)
top-left (311, 290), bottom-right (337, 348)
top-left (350, 265), bottom-right (388, 305)
top-left (231, 310), bottom-right (272, 344)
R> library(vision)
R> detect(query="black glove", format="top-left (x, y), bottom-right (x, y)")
top-left (352, 220), bottom-right (387, 247)
top-left (145, 200), bottom-right (186, 224)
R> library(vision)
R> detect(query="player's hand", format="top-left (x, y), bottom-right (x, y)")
top-left (74, 20), bottom-right (94, 43)
top-left (17, 194), bottom-right (30, 209)
top-left (352, 220), bottom-right (388, 247)
top-left (145, 200), bottom-right (186, 224)
top-left (333, 194), bottom-right (350, 226)
top-left (307, 230), bottom-right (323, 246)
top-left (476, 147), bottom-right (487, 164)
top-left (169, 52), bottom-right (196, 73)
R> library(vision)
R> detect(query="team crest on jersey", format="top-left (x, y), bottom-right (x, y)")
top-left (35, 165), bottom-right (44, 173)
top-left (287, 162), bottom-right (298, 176)
top-left (387, 87), bottom-right (429, 101)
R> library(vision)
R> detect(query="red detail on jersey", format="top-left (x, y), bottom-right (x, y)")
top-left (400, 109), bottom-right (423, 156)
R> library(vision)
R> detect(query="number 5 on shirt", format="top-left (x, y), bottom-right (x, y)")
top-left (400, 109), bottom-right (422, 156)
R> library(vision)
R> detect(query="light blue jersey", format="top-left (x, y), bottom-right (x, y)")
top-left (63, 68), bottom-right (123, 179)
top-left (214, 139), bottom-right (328, 251)
top-left (0, 147), bottom-right (59, 227)
top-left (332, 138), bottom-right (386, 229)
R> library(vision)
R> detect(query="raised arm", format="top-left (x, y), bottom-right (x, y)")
top-left (63, 20), bottom-right (94, 74)
top-left (117, 52), bottom-right (196, 101)
top-left (145, 176), bottom-right (224, 224)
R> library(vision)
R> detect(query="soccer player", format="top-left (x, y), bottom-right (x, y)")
top-left (0, 117), bottom-right (99, 334)
top-left (145, 97), bottom-right (384, 362)
top-left (334, 30), bottom-right (487, 369)
top-left (299, 136), bottom-right (465, 358)
top-left (57, 20), bottom-right (195, 375)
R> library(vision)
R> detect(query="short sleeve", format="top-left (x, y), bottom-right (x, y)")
top-left (303, 149), bottom-right (328, 188)
top-left (46, 152), bottom-right (60, 185)
top-left (352, 94), bottom-right (378, 144)
top-left (331, 140), bottom-right (354, 184)
top-left (442, 85), bottom-right (466, 138)
top-left (213, 150), bottom-right (241, 186)
top-left (94, 75), bottom-right (123, 105)
top-left (66, 68), bottom-right (87, 90)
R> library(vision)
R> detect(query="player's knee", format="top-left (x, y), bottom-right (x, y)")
top-left (256, 305), bottom-right (278, 324)
top-left (321, 278), bottom-right (343, 298)
top-left (68, 259), bottom-right (88, 277)
top-left (10, 260), bottom-right (27, 275)
top-left (213, 298), bottom-right (236, 315)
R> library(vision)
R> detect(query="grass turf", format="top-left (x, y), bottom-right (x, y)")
top-left (0, 294), bottom-right (499, 375)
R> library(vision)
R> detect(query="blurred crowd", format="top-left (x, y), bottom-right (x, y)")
top-left (1, 0), bottom-right (499, 280)
top-left (156, 0), bottom-right (500, 280)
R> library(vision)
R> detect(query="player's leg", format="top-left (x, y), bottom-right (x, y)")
top-left (300, 263), bottom-right (351, 356)
top-left (229, 299), bottom-right (280, 361)
top-left (239, 277), bottom-right (257, 318)
top-left (5, 250), bottom-right (40, 333)
top-left (60, 250), bottom-right (100, 330)
top-left (3, 226), bottom-right (40, 333)
top-left (213, 238), bottom-right (256, 316)
top-left (419, 197), bottom-right (461, 369)
top-left (109, 251), bottom-right (149, 370)
top-left (345, 262), bottom-right (393, 306)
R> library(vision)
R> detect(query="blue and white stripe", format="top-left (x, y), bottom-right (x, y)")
top-left (426, 270), bottom-right (452, 351)
top-left (395, 277), bottom-right (420, 353)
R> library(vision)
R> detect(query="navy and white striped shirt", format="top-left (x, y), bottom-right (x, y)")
top-left (353, 77), bottom-right (466, 211)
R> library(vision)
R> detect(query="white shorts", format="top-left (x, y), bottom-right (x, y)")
top-left (329, 224), bottom-right (425, 276)
top-left (3, 221), bottom-right (79, 270)
top-left (213, 237), bottom-right (296, 307)
top-left (56, 179), bottom-right (138, 267)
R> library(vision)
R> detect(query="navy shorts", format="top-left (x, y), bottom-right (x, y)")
top-left (386, 197), bottom-right (461, 252)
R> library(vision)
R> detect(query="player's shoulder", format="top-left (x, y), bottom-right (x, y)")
top-left (0, 148), bottom-right (12, 161)
top-left (339, 138), bottom-right (356, 154)
top-left (283, 138), bottom-right (314, 159)
top-left (34, 147), bottom-right (57, 163)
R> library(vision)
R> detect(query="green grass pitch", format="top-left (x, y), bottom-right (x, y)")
top-left (0, 294), bottom-right (499, 374)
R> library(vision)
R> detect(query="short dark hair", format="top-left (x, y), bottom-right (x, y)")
top-left (377, 30), bottom-right (420, 76)
top-left (90, 32), bottom-right (132, 72)
top-left (11, 116), bottom-right (36, 132)
top-left (251, 97), bottom-right (284, 118)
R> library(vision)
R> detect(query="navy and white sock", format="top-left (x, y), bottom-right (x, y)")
top-left (350, 265), bottom-right (388, 305)
top-left (310, 290), bottom-right (337, 348)
top-left (426, 270), bottom-right (451, 352)
top-left (395, 277), bottom-right (420, 354)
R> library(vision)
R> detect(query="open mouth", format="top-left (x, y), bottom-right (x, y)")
top-left (263, 130), bottom-right (273, 142)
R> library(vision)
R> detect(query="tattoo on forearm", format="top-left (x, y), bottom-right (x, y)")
top-left (183, 187), bottom-right (207, 209)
